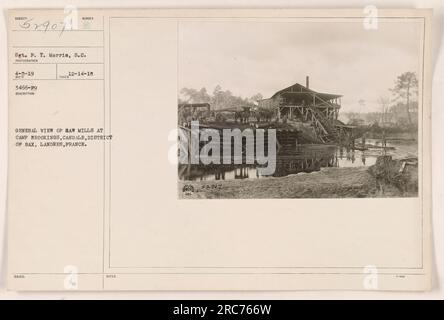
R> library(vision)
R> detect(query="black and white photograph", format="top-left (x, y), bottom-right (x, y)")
top-left (178, 19), bottom-right (422, 199)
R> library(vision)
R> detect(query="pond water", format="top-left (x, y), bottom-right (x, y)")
top-left (178, 139), bottom-right (416, 181)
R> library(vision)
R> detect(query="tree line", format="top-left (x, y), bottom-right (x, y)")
top-left (178, 85), bottom-right (263, 110)
top-left (346, 71), bottom-right (419, 128)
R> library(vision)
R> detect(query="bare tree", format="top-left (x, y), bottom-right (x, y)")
top-left (250, 93), bottom-right (263, 104)
top-left (180, 85), bottom-right (261, 111)
top-left (377, 96), bottom-right (390, 124)
top-left (390, 72), bottom-right (418, 125)
top-left (358, 99), bottom-right (366, 106)
top-left (180, 87), bottom-right (211, 103)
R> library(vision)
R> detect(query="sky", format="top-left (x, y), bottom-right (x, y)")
top-left (178, 19), bottom-right (422, 113)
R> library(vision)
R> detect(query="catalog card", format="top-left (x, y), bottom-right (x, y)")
top-left (7, 8), bottom-right (432, 291)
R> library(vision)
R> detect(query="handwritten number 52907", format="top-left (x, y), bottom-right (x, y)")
top-left (19, 18), bottom-right (68, 36)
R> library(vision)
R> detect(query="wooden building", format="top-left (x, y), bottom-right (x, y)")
top-left (258, 76), bottom-right (344, 142)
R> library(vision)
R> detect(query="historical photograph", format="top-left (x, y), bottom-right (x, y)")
top-left (177, 19), bottom-right (422, 199)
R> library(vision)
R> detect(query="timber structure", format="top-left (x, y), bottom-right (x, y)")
top-left (258, 76), bottom-right (346, 143)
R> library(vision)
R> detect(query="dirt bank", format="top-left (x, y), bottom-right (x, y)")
top-left (178, 164), bottom-right (415, 199)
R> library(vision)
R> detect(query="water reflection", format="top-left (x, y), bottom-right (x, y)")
top-left (179, 144), bottom-right (378, 181)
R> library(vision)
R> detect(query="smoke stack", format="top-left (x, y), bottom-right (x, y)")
top-left (306, 76), bottom-right (310, 89)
